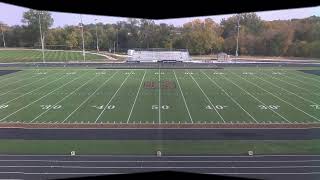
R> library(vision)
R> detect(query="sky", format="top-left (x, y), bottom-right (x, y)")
top-left (0, 2), bottom-right (319, 27)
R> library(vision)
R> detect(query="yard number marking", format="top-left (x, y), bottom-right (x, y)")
top-left (184, 72), bottom-right (193, 75)
top-left (206, 105), bottom-right (228, 110)
top-left (152, 105), bottom-right (169, 110)
top-left (36, 72), bottom-right (47, 75)
top-left (125, 72), bottom-right (135, 75)
top-left (242, 72), bottom-right (255, 75)
top-left (96, 72), bottom-right (106, 75)
top-left (40, 105), bottom-right (62, 110)
top-left (92, 105), bottom-right (115, 110)
top-left (0, 105), bottom-right (8, 109)
top-left (213, 72), bottom-right (224, 75)
top-left (259, 105), bottom-right (280, 110)
top-left (272, 72), bottom-right (284, 75)
top-left (155, 72), bottom-right (164, 75)
top-left (311, 105), bottom-right (320, 110)
top-left (66, 72), bottom-right (76, 75)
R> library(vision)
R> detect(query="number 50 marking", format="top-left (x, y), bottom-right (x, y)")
top-left (311, 105), bottom-right (320, 109)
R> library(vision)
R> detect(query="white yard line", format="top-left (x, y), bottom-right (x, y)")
top-left (188, 71), bottom-right (225, 123)
top-left (62, 71), bottom-right (118, 123)
top-left (0, 71), bottom-right (61, 105)
top-left (277, 71), bottom-right (320, 91)
top-left (173, 70), bottom-right (193, 123)
top-left (262, 72), bottom-right (320, 102)
top-left (0, 73), bottom-right (84, 122)
top-left (221, 72), bottom-right (291, 123)
top-left (0, 75), bottom-right (40, 90)
top-left (95, 71), bottom-right (132, 123)
top-left (288, 70), bottom-right (320, 84)
top-left (201, 70), bottom-right (258, 123)
top-left (158, 68), bottom-right (161, 124)
top-left (232, 72), bottom-right (320, 122)
top-left (29, 73), bottom-right (98, 123)
top-left (126, 70), bottom-right (146, 123)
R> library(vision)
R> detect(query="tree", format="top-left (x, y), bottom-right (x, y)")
top-left (21, 9), bottom-right (54, 46)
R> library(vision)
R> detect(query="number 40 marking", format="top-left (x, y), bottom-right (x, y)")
top-left (206, 105), bottom-right (227, 110)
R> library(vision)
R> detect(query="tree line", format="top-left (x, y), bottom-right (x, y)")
top-left (0, 9), bottom-right (319, 58)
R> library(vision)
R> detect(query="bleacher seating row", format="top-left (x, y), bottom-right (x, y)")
top-left (128, 50), bottom-right (191, 62)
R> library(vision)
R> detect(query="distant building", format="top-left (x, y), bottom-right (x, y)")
top-left (217, 52), bottom-right (230, 61)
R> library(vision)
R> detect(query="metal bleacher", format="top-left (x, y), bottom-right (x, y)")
top-left (128, 49), bottom-right (191, 62)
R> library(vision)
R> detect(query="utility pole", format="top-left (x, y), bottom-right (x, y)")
top-left (38, 11), bottom-right (45, 62)
top-left (80, 15), bottom-right (85, 61)
top-left (94, 19), bottom-right (99, 52)
top-left (235, 15), bottom-right (240, 60)
top-left (0, 23), bottom-right (6, 48)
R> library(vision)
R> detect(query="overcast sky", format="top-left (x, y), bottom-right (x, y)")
top-left (0, 2), bottom-right (319, 27)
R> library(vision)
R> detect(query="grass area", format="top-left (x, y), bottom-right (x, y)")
top-left (0, 140), bottom-right (319, 155)
top-left (0, 50), bottom-right (106, 62)
top-left (0, 68), bottom-right (319, 124)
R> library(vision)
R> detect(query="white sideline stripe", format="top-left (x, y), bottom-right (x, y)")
top-left (263, 72), bottom-right (320, 104)
top-left (0, 165), bottom-right (319, 169)
top-left (278, 71), bottom-right (320, 91)
top-left (188, 71), bottom-right (225, 123)
top-left (0, 73), bottom-right (82, 122)
top-left (247, 73), bottom-right (320, 122)
top-left (0, 71), bottom-right (61, 105)
top-left (95, 71), bottom-right (132, 123)
top-left (202, 70), bottom-right (258, 123)
top-left (29, 72), bottom-right (98, 123)
top-left (221, 71), bottom-right (291, 123)
top-left (173, 70), bottom-right (193, 123)
top-left (158, 68), bottom-right (161, 124)
top-left (1, 159), bottom-right (320, 163)
top-left (62, 71), bottom-right (118, 123)
top-left (127, 70), bottom-right (146, 123)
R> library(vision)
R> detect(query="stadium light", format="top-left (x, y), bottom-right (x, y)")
top-left (0, 23), bottom-right (6, 48)
top-left (94, 18), bottom-right (100, 52)
top-left (80, 15), bottom-right (86, 61)
top-left (235, 15), bottom-right (241, 60)
top-left (38, 11), bottom-right (45, 63)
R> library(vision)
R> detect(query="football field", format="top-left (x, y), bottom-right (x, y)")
top-left (0, 67), bottom-right (320, 126)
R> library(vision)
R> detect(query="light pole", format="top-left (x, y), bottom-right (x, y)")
top-left (235, 15), bottom-right (240, 60)
top-left (94, 19), bottom-right (99, 52)
top-left (38, 11), bottom-right (45, 62)
top-left (80, 15), bottom-right (86, 62)
top-left (0, 23), bottom-right (6, 48)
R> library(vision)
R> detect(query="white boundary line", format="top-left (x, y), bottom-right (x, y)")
top-left (95, 71), bottom-right (132, 123)
top-left (29, 72), bottom-right (98, 123)
top-left (0, 71), bottom-right (62, 105)
top-left (188, 70), bottom-right (225, 123)
top-left (0, 72), bottom-right (84, 122)
top-left (220, 70), bottom-right (291, 123)
top-left (62, 71), bottom-right (118, 123)
top-left (202, 70), bottom-right (258, 123)
top-left (232, 71), bottom-right (320, 122)
top-left (127, 70), bottom-right (146, 123)
top-left (173, 70), bottom-right (193, 123)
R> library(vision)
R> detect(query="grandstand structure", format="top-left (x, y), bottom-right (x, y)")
top-left (127, 48), bottom-right (191, 63)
